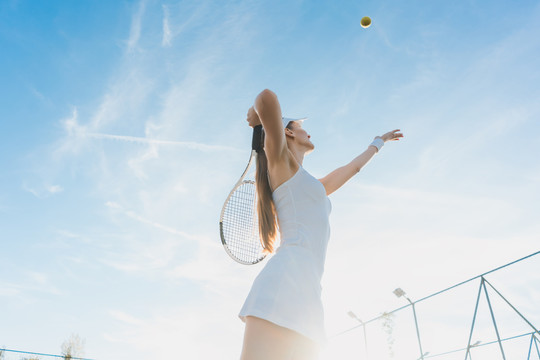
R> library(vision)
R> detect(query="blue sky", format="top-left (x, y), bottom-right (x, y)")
top-left (1, 0), bottom-right (539, 359)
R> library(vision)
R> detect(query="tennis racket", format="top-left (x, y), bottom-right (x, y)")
top-left (219, 125), bottom-right (267, 265)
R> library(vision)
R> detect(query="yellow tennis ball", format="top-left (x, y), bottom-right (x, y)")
top-left (360, 16), bottom-right (372, 28)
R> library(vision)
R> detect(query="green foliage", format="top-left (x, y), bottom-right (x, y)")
top-left (381, 311), bottom-right (396, 358)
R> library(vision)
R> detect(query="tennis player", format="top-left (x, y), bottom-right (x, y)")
top-left (239, 89), bottom-right (403, 359)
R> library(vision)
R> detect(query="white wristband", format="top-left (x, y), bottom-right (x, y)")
top-left (370, 137), bottom-right (385, 152)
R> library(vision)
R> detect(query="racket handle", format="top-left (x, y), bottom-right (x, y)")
top-left (252, 125), bottom-right (263, 152)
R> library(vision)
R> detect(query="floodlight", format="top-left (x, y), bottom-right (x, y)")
top-left (393, 288), bottom-right (406, 298)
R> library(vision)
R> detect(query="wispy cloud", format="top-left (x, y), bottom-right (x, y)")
top-left (48, 185), bottom-right (63, 193)
top-left (109, 310), bottom-right (144, 326)
top-left (105, 201), bottom-right (200, 241)
top-left (0, 272), bottom-right (63, 300)
top-left (161, 5), bottom-right (171, 47)
top-left (97, 199), bottom-right (213, 275)
top-left (158, 1), bottom-right (212, 49)
top-left (127, 0), bottom-right (146, 52)
top-left (56, 229), bottom-right (81, 239)
top-left (22, 183), bottom-right (64, 198)
top-left (29, 85), bottom-right (53, 107)
top-left (165, 235), bottom-right (250, 296)
top-left (0, 283), bottom-right (21, 297)
top-left (54, 107), bottom-right (90, 157)
top-left (103, 299), bottom-right (245, 359)
top-left (85, 132), bottom-right (241, 152)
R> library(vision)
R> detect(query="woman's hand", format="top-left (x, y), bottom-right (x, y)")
top-left (378, 129), bottom-right (403, 142)
top-left (246, 106), bottom-right (262, 128)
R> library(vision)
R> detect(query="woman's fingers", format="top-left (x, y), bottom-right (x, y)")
top-left (246, 107), bottom-right (260, 127)
top-left (381, 129), bottom-right (404, 142)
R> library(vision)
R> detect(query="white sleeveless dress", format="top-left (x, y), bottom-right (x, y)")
top-left (238, 166), bottom-right (332, 344)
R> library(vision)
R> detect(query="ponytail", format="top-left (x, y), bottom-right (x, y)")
top-left (255, 122), bottom-right (293, 253)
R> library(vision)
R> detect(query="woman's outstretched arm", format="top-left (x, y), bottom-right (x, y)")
top-left (319, 129), bottom-right (403, 196)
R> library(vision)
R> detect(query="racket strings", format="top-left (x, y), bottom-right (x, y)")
top-left (221, 181), bottom-right (265, 264)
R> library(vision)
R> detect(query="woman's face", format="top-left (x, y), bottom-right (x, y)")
top-left (288, 121), bottom-right (314, 153)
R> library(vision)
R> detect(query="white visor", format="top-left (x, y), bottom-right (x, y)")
top-left (282, 117), bottom-right (307, 128)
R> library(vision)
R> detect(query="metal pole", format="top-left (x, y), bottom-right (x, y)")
top-left (347, 311), bottom-right (369, 360)
top-left (482, 277), bottom-right (506, 359)
top-left (484, 278), bottom-right (540, 337)
top-left (535, 334), bottom-right (540, 358)
top-left (408, 297), bottom-right (425, 360)
top-left (464, 279), bottom-right (484, 360)
top-left (528, 333), bottom-right (534, 360)
top-left (362, 322), bottom-right (369, 360)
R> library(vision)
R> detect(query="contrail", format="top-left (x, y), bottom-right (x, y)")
top-left (105, 201), bottom-right (201, 241)
top-left (85, 132), bottom-right (241, 152)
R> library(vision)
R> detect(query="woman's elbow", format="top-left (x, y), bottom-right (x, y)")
top-left (259, 88), bottom-right (275, 97)
top-left (257, 89), bottom-right (277, 104)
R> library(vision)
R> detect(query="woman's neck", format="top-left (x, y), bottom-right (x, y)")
top-left (288, 145), bottom-right (305, 166)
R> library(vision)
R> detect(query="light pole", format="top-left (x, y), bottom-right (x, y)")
top-left (348, 310), bottom-right (369, 360)
top-left (394, 288), bottom-right (426, 360)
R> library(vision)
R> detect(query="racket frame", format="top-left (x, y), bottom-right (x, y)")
top-left (219, 125), bottom-right (267, 265)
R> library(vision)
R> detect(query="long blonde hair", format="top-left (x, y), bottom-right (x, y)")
top-left (255, 122), bottom-right (293, 253)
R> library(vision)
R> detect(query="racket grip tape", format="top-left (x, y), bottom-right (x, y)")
top-left (252, 125), bottom-right (263, 152)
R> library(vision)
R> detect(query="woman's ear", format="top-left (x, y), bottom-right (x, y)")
top-left (284, 127), bottom-right (294, 138)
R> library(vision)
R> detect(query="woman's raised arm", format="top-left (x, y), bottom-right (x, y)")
top-left (249, 89), bottom-right (286, 164)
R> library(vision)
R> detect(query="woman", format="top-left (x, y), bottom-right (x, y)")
top-left (239, 89), bottom-right (403, 359)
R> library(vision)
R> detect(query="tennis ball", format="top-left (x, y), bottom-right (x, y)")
top-left (360, 16), bottom-right (372, 28)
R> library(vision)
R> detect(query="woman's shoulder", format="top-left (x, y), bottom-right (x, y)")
top-left (267, 153), bottom-right (300, 192)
